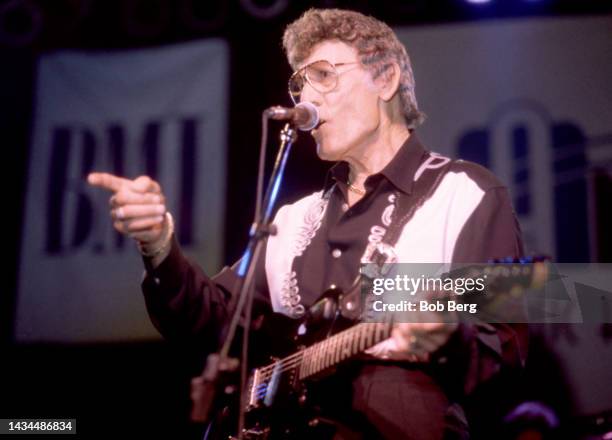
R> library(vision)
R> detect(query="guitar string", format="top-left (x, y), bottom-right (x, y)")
top-left (255, 333), bottom-right (377, 379)
top-left (252, 344), bottom-right (371, 387)
top-left (251, 354), bottom-right (354, 391)
top-left (251, 333), bottom-right (394, 389)
top-left (252, 326), bottom-right (393, 385)
top-left (254, 323), bottom-right (390, 376)
top-left (253, 324), bottom-right (366, 375)
top-left (254, 321), bottom-right (393, 376)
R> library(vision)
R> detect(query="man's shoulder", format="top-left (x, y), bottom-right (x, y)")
top-left (446, 158), bottom-right (506, 193)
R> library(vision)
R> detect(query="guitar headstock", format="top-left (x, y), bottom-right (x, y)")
top-left (448, 255), bottom-right (553, 321)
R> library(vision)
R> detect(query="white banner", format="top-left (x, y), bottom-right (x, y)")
top-left (17, 39), bottom-right (229, 342)
top-left (397, 15), bottom-right (612, 262)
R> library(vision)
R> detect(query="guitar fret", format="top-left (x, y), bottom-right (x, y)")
top-left (341, 330), bottom-right (350, 360)
top-left (338, 331), bottom-right (346, 363)
top-left (324, 338), bottom-right (334, 369)
top-left (307, 345), bottom-right (315, 376)
top-left (318, 339), bottom-right (325, 372)
top-left (341, 329), bottom-right (352, 360)
top-left (317, 339), bottom-right (325, 372)
top-left (299, 347), bottom-right (309, 378)
top-left (338, 329), bottom-right (347, 361)
top-left (303, 347), bottom-right (310, 377)
top-left (312, 342), bottom-right (320, 374)
top-left (311, 345), bottom-right (317, 376)
top-left (320, 339), bottom-right (328, 370)
top-left (357, 325), bottom-right (365, 352)
top-left (310, 345), bottom-right (316, 376)
top-left (375, 322), bottom-right (386, 344)
top-left (330, 336), bottom-right (338, 366)
top-left (362, 324), bottom-right (374, 350)
top-left (353, 325), bottom-right (362, 354)
top-left (327, 335), bottom-right (335, 367)
top-left (333, 332), bottom-right (342, 364)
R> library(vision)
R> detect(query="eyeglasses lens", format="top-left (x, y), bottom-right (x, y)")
top-left (289, 60), bottom-right (337, 103)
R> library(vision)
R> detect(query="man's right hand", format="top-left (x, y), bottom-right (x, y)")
top-left (87, 172), bottom-right (169, 249)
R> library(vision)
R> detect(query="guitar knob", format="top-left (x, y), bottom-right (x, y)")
top-left (308, 418), bottom-right (320, 427)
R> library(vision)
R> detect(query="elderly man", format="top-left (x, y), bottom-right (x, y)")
top-left (89, 8), bottom-right (526, 439)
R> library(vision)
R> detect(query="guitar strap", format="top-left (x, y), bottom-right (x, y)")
top-left (340, 153), bottom-right (453, 319)
top-left (368, 152), bottom-right (453, 273)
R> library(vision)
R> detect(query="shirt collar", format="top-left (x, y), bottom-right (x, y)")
top-left (324, 132), bottom-right (427, 195)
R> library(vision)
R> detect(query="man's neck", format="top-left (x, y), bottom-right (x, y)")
top-left (346, 123), bottom-right (411, 188)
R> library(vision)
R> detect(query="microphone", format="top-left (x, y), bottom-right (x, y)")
top-left (265, 101), bottom-right (319, 131)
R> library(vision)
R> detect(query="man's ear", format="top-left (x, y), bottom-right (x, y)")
top-left (378, 62), bottom-right (401, 102)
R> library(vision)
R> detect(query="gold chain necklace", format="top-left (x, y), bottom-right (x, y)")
top-left (347, 180), bottom-right (366, 195)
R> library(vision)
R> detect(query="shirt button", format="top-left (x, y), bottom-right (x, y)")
top-left (341, 203), bottom-right (349, 212)
top-left (332, 248), bottom-right (342, 258)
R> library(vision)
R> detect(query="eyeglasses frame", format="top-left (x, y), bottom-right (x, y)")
top-left (288, 60), bottom-right (361, 104)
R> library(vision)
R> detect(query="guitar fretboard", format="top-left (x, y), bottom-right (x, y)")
top-left (297, 322), bottom-right (392, 379)
top-left (248, 322), bottom-right (393, 408)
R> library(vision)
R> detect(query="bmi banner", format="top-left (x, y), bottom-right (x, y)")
top-left (17, 39), bottom-right (229, 342)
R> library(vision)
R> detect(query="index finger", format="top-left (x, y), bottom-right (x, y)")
top-left (88, 172), bottom-right (130, 193)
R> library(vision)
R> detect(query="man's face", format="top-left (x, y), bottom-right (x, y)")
top-left (296, 40), bottom-right (382, 161)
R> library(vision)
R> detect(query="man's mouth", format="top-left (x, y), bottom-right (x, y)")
top-left (312, 120), bottom-right (326, 133)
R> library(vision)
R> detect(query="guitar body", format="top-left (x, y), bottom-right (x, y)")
top-left (207, 286), bottom-right (366, 439)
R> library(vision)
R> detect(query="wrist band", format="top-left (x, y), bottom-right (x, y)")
top-left (138, 212), bottom-right (174, 258)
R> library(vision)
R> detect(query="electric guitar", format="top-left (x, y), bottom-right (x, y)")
top-left (205, 258), bottom-right (550, 439)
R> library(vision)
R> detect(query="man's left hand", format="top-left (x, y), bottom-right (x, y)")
top-left (366, 322), bottom-right (458, 363)
top-left (392, 322), bottom-right (458, 362)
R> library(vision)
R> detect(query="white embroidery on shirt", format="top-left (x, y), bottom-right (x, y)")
top-left (279, 191), bottom-right (329, 318)
top-left (414, 152), bottom-right (451, 182)
top-left (279, 270), bottom-right (305, 318)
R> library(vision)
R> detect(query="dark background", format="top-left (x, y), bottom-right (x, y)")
top-left (2, 0), bottom-right (611, 438)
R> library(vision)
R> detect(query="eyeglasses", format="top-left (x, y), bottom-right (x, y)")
top-left (288, 60), bottom-right (360, 104)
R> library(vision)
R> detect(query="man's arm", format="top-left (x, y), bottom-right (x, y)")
top-left (141, 234), bottom-right (270, 347)
top-left (442, 185), bottom-right (528, 396)
top-left (87, 171), bottom-right (271, 349)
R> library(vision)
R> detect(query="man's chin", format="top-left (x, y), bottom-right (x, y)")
top-left (315, 142), bottom-right (342, 162)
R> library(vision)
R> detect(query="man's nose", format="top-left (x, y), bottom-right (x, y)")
top-left (300, 80), bottom-right (322, 105)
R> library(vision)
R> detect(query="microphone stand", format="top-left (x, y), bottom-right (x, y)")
top-left (191, 123), bottom-right (298, 440)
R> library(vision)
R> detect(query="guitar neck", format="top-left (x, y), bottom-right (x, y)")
top-left (246, 322), bottom-right (393, 409)
top-left (296, 322), bottom-right (392, 380)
